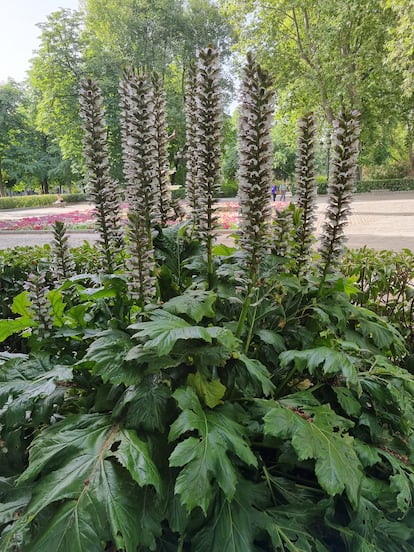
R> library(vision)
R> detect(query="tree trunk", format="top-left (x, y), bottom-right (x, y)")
top-left (0, 162), bottom-right (5, 197)
top-left (42, 178), bottom-right (49, 195)
top-left (408, 141), bottom-right (414, 176)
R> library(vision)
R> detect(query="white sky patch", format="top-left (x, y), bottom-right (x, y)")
top-left (0, 0), bottom-right (79, 83)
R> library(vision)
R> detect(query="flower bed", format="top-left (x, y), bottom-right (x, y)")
top-left (0, 200), bottom-right (289, 232)
top-left (0, 210), bottom-right (97, 231)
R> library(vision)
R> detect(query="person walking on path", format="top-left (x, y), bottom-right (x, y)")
top-left (271, 183), bottom-right (278, 201)
top-left (280, 182), bottom-right (287, 202)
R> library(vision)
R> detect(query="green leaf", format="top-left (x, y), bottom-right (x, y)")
top-left (187, 371), bottom-right (226, 408)
top-left (78, 286), bottom-right (117, 300)
top-left (238, 354), bottom-right (275, 396)
top-left (191, 480), bottom-right (267, 551)
top-left (0, 359), bottom-right (72, 429)
top-left (390, 473), bottom-right (413, 513)
top-left (255, 329), bottom-right (286, 352)
top-left (80, 329), bottom-right (139, 385)
top-left (353, 441), bottom-right (381, 468)
top-left (0, 477), bottom-right (31, 526)
top-left (11, 291), bottom-right (32, 316)
top-left (169, 387), bottom-right (257, 514)
top-left (0, 316), bottom-right (35, 343)
top-left (113, 379), bottom-right (172, 433)
top-left (130, 311), bottom-right (215, 356)
top-left (265, 507), bottom-right (330, 552)
top-left (264, 401), bottom-right (362, 507)
top-left (114, 429), bottom-right (161, 492)
top-left (280, 347), bottom-right (358, 385)
top-left (355, 308), bottom-right (405, 354)
top-left (47, 289), bottom-right (66, 327)
top-left (162, 290), bottom-right (217, 322)
top-left (334, 387), bottom-right (362, 416)
top-left (6, 414), bottom-right (162, 551)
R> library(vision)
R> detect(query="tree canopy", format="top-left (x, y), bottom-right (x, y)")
top-left (2, 0), bottom-right (414, 194)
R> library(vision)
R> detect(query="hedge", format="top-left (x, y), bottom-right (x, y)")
top-left (317, 177), bottom-right (414, 194)
top-left (0, 193), bottom-right (87, 210)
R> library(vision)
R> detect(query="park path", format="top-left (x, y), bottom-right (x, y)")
top-left (0, 191), bottom-right (413, 251)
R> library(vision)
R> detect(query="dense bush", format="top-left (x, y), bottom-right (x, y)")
top-left (219, 179), bottom-right (238, 197)
top-left (343, 246), bottom-right (414, 352)
top-left (354, 177), bottom-right (414, 192)
top-left (0, 194), bottom-right (87, 210)
top-left (314, 177), bottom-right (414, 195)
top-left (315, 175), bottom-right (328, 194)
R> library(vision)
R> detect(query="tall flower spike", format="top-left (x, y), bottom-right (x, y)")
top-left (184, 61), bottom-right (199, 227)
top-left (271, 207), bottom-right (295, 260)
top-left (119, 68), bottom-right (158, 304)
top-left (237, 52), bottom-right (275, 285)
top-left (51, 220), bottom-right (76, 284)
top-left (79, 78), bottom-right (124, 274)
top-left (152, 71), bottom-right (173, 225)
top-left (294, 113), bottom-right (317, 269)
top-left (194, 46), bottom-right (222, 285)
top-left (318, 110), bottom-right (360, 279)
top-left (25, 271), bottom-right (53, 340)
top-left (120, 68), bottom-right (159, 228)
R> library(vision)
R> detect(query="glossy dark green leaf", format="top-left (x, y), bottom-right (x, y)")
top-left (162, 290), bottom-right (217, 322)
top-left (238, 354), bottom-right (275, 396)
top-left (5, 414), bottom-right (162, 551)
top-left (264, 402), bottom-right (362, 507)
top-left (80, 329), bottom-right (139, 384)
top-left (169, 387), bottom-right (256, 513)
top-left (280, 347), bottom-right (358, 385)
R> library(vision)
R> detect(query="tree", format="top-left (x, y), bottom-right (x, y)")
top-left (221, 0), bottom-right (399, 172)
top-left (386, 0), bottom-right (414, 175)
top-left (29, 9), bottom-right (87, 176)
top-left (0, 81), bottom-right (26, 195)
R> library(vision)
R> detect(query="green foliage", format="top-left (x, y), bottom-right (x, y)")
top-left (219, 179), bottom-right (238, 197)
top-left (3, 42), bottom-right (414, 549)
top-left (355, 178), bottom-right (414, 192)
top-left (315, 177), bottom-right (414, 195)
top-left (1, 234), bottom-right (414, 550)
top-left (0, 194), bottom-right (86, 209)
top-left (342, 247), bottom-right (414, 350)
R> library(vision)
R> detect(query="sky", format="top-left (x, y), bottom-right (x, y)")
top-left (0, 0), bottom-right (80, 84)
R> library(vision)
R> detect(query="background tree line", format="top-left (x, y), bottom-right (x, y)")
top-left (1, 0), bottom-right (414, 196)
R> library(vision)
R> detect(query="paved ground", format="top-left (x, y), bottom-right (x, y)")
top-left (0, 191), bottom-right (413, 251)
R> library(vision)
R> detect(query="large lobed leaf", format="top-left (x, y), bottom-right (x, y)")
top-left (130, 309), bottom-right (238, 356)
top-left (168, 387), bottom-right (257, 514)
top-left (79, 329), bottom-right (139, 385)
top-left (0, 354), bottom-right (72, 429)
top-left (2, 414), bottom-right (162, 551)
top-left (280, 346), bottom-right (359, 385)
top-left (161, 289), bottom-right (217, 322)
top-left (264, 400), bottom-right (363, 507)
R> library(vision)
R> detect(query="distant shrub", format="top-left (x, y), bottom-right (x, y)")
top-left (355, 178), bottom-right (414, 192)
top-left (219, 179), bottom-right (238, 197)
top-left (64, 193), bottom-right (88, 203)
top-left (172, 186), bottom-right (185, 199)
top-left (314, 177), bottom-right (414, 195)
top-left (0, 194), bottom-right (87, 210)
top-left (315, 175), bottom-right (328, 194)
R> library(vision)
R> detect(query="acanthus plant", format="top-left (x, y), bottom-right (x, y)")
top-left (79, 78), bottom-right (124, 274)
top-left (1, 54), bottom-right (414, 552)
top-left (318, 109), bottom-right (361, 282)
top-left (184, 60), bottom-right (198, 227)
top-left (193, 46), bottom-right (222, 288)
top-left (119, 68), bottom-right (158, 305)
top-left (293, 112), bottom-right (318, 270)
